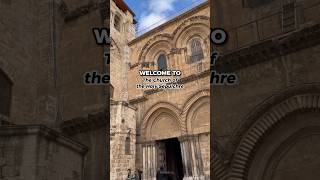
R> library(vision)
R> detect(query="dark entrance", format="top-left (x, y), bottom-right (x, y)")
top-left (164, 138), bottom-right (184, 180)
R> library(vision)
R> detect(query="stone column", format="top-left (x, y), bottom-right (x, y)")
top-left (190, 135), bottom-right (205, 180)
top-left (143, 146), bottom-right (146, 179)
top-left (142, 142), bottom-right (157, 180)
top-left (179, 135), bottom-right (206, 180)
top-left (179, 136), bottom-right (193, 180)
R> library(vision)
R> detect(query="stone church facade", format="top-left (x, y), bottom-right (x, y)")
top-left (211, 0), bottom-right (320, 180)
top-left (110, 0), bottom-right (210, 179)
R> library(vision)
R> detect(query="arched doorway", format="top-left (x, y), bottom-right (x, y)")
top-left (142, 105), bottom-right (184, 180)
top-left (141, 90), bottom-right (210, 180)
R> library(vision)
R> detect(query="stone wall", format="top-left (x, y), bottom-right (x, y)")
top-left (109, 0), bottom-right (137, 179)
top-left (0, 125), bottom-right (87, 180)
top-left (0, 0), bottom-right (110, 180)
top-left (57, 0), bottom-right (108, 122)
top-left (213, 0), bottom-right (320, 53)
top-left (211, 0), bottom-right (320, 179)
top-left (110, 0), bottom-right (135, 102)
top-left (0, 0), bottom-right (58, 126)
top-left (110, 102), bottom-right (136, 180)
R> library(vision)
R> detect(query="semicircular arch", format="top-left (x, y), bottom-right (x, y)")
top-left (172, 15), bottom-right (210, 47)
top-left (138, 34), bottom-right (172, 63)
top-left (141, 102), bottom-right (183, 141)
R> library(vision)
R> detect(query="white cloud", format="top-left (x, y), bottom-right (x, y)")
top-left (138, 0), bottom-right (177, 32)
top-left (138, 0), bottom-right (206, 34)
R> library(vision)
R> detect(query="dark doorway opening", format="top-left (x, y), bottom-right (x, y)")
top-left (164, 138), bottom-right (184, 180)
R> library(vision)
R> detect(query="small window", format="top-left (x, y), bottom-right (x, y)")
top-left (157, 54), bottom-right (167, 71)
top-left (125, 137), bottom-right (130, 155)
top-left (114, 14), bottom-right (121, 31)
top-left (189, 39), bottom-right (204, 64)
top-left (0, 69), bottom-right (12, 117)
top-left (110, 84), bottom-right (114, 99)
top-left (282, 2), bottom-right (296, 33)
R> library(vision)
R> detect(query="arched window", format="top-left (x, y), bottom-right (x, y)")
top-left (125, 136), bottom-right (130, 155)
top-left (114, 14), bottom-right (121, 32)
top-left (157, 54), bottom-right (167, 71)
top-left (0, 69), bottom-right (12, 117)
top-left (189, 39), bottom-right (204, 64)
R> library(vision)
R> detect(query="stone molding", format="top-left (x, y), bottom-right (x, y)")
top-left (228, 85), bottom-right (320, 180)
top-left (211, 152), bottom-right (229, 180)
top-left (129, 95), bottom-right (148, 104)
top-left (0, 125), bottom-right (88, 154)
top-left (110, 100), bottom-right (137, 110)
top-left (131, 71), bottom-right (210, 98)
top-left (60, 110), bottom-right (108, 135)
top-left (215, 24), bottom-right (320, 72)
top-left (211, 131), bottom-right (229, 180)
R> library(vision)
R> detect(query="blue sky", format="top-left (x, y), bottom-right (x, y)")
top-left (124, 0), bottom-right (206, 34)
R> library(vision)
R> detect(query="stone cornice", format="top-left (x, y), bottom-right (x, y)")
top-left (214, 24), bottom-right (320, 72)
top-left (129, 95), bottom-right (148, 104)
top-left (0, 125), bottom-right (88, 155)
top-left (128, 70), bottom-right (210, 104)
top-left (141, 69), bottom-right (210, 97)
top-left (110, 100), bottom-right (137, 110)
top-left (60, 110), bottom-right (108, 136)
top-left (60, 1), bottom-right (109, 22)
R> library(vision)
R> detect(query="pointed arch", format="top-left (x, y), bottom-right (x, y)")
top-left (181, 89), bottom-right (210, 134)
top-left (141, 102), bottom-right (184, 141)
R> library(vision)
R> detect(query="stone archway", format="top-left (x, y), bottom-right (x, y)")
top-left (141, 91), bottom-right (210, 180)
top-left (141, 102), bottom-right (183, 180)
top-left (229, 93), bottom-right (320, 180)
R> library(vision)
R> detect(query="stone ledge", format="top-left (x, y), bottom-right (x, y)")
top-left (215, 23), bottom-right (320, 72)
top-left (129, 95), bottom-right (148, 104)
top-left (110, 100), bottom-right (137, 110)
top-left (60, 111), bottom-right (108, 136)
top-left (0, 125), bottom-right (88, 155)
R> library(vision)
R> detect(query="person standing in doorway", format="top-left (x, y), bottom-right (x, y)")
top-left (127, 169), bottom-right (133, 180)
